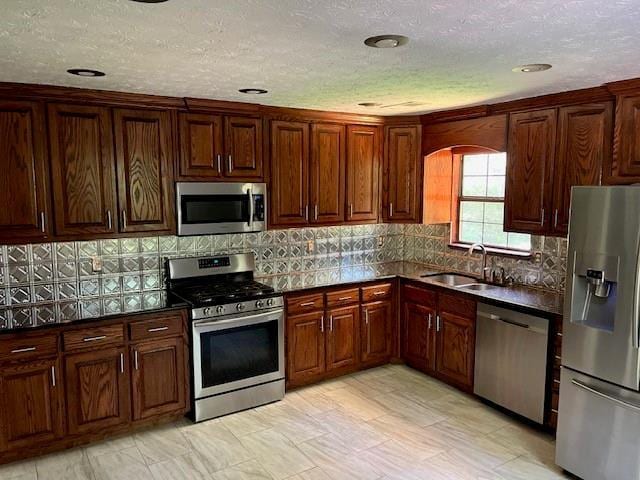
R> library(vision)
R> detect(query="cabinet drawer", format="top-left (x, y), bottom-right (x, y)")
top-left (326, 288), bottom-right (359, 307)
top-left (63, 324), bottom-right (124, 351)
top-left (0, 332), bottom-right (58, 362)
top-left (286, 293), bottom-right (324, 314)
top-left (402, 284), bottom-right (436, 307)
top-left (129, 313), bottom-right (184, 342)
top-left (361, 283), bottom-right (392, 302)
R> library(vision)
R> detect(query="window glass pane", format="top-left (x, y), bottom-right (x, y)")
top-left (483, 223), bottom-right (508, 247)
top-left (487, 153), bottom-right (507, 175)
top-left (507, 232), bottom-right (532, 251)
top-left (463, 154), bottom-right (488, 176)
top-left (460, 201), bottom-right (484, 222)
top-left (487, 176), bottom-right (505, 197)
top-left (462, 176), bottom-right (487, 197)
top-left (484, 202), bottom-right (504, 224)
top-left (460, 222), bottom-right (483, 244)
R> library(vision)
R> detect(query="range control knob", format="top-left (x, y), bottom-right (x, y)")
top-left (255, 300), bottom-right (264, 308)
top-left (215, 306), bottom-right (225, 314)
top-left (203, 307), bottom-right (212, 316)
top-left (236, 303), bottom-right (246, 311)
top-left (266, 298), bottom-right (274, 307)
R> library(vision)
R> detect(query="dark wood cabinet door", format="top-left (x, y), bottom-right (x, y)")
top-left (361, 300), bottom-right (391, 365)
top-left (224, 116), bottom-right (263, 179)
top-left (346, 125), bottom-right (380, 223)
top-left (552, 103), bottom-right (612, 235)
top-left (608, 95), bottom-right (640, 182)
top-left (270, 120), bottom-right (310, 226)
top-left (310, 123), bottom-right (345, 224)
top-left (0, 358), bottom-right (63, 452)
top-left (402, 301), bottom-right (435, 372)
top-left (435, 294), bottom-right (476, 390)
top-left (131, 337), bottom-right (186, 421)
top-left (384, 125), bottom-right (421, 222)
top-left (113, 108), bottom-right (175, 234)
top-left (0, 100), bottom-right (50, 243)
top-left (48, 103), bottom-right (117, 236)
top-left (504, 109), bottom-right (557, 234)
top-left (326, 304), bottom-right (360, 372)
top-left (178, 112), bottom-right (223, 178)
top-left (65, 347), bottom-right (130, 435)
top-left (287, 311), bottom-right (325, 385)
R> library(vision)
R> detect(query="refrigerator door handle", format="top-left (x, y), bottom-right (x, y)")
top-left (572, 379), bottom-right (640, 413)
top-left (634, 244), bottom-right (640, 348)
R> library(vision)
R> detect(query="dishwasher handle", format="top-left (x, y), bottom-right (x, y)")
top-left (477, 308), bottom-right (547, 335)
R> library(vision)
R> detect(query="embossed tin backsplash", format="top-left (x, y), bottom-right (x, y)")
top-left (0, 224), bottom-right (566, 329)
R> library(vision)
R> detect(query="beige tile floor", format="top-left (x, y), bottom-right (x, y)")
top-left (0, 365), bottom-right (571, 480)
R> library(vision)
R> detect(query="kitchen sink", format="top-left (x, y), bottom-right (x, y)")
top-left (420, 272), bottom-right (478, 286)
top-left (457, 283), bottom-right (501, 291)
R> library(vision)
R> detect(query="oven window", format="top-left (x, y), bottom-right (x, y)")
top-left (181, 194), bottom-right (248, 224)
top-left (200, 320), bottom-right (279, 388)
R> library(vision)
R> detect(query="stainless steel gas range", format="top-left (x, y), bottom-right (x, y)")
top-left (166, 253), bottom-right (284, 422)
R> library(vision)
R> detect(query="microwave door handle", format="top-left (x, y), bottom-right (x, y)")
top-left (247, 187), bottom-right (254, 228)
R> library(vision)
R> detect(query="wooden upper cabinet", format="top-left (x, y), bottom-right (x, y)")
top-left (224, 116), bottom-right (263, 179)
top-left (504, 109), bottom-right (557, 234)
top-left (0, 358), bottom-right (63, 452)
top-left (113, 108), bottom-right (174, 234)
top-left (325, 304), bottom-right (360, 372)
top-left (384, 125), bottom-right (422, 223)
top-left (270, 120), bottom-right (310, 226)
top-left (346, 125), bottom-right (380, 223)
top-left (607, 95), bottom-right (640, 183)
top-left (178, 112), bottom-right (223, 178)
top-left (287, 310), bottom-right (326, 386)
top-left (310, 123), bottom-right (345, 224)
top-left (552, 103), bottom-right (612, 235)
top-left (0, 100), bottom-right (50, 243)
top-left (48, 103), bottom-right (117, 237)
top-left (65, 347), bottom-right (130, 435)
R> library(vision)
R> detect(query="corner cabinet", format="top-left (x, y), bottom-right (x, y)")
top-left (606, 94), bottom-right (640, 183)
top-left (0, 100), bottom-right (51, 244)
top-left (383, 125), bottom-right (422, 223)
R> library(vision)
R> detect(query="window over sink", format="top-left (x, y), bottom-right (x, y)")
top-left (456, 152), bottom-right (531, 252)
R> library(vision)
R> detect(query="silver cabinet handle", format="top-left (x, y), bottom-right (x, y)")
top-left (540, 208), bottom-right (545, 226)
top-left (40, 211), bottom-right (46, 233)
top-left (121, 210), bottom-right (127, 230)
top-left (107, 210), bottom-right (112, 230)
top-left (314, 204), bottom-right (319, 221)
top-left (365, 309), bottom-right (369, 325)
top-left (305, 204), bottom-right (309, 221)
top-left (428, 313), bottom-right (432, 329)
top-left (554, 209), bottom-right (559, 228)
top-left (51, 366), bottom-right (56, 387)
top-left (134, 350), bottom-right (139, 370)
top-left (217, 154), bottom-right (222, 172)
top-left (372, 291), bottom-right (386, 296)
top-left (228, 154), bottom-right (233, 173)
top-left (436, 315), bottom-right (441, 332)
top-left (320, 314), bottom-right (324, 333)
top-left (338, 296), bottom-right (352, 301)
top-left (572, 379), bottom-right (640, 413)
top-left (83, 335), bottom-right (106, 342)
top-left (11, 346), bottom-right (36, 353)
top-left (299, 301), bottom-right (315, 307)
top-left (389, 203), bottom-right (394, 218)
top-left (329, 315), bottom-right (334, 331)
top-left (148, 326), bottom-right (169, 332)
top-left (120, 353), bottom-right (124, 374)
top-left (348, 203), bottom-right (353, 218)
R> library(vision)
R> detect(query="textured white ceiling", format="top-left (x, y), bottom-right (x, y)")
top-left (2, 0), bottom-right (640, 115)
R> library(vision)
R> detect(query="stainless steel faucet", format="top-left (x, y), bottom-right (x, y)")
top-left (468, 243), bottom-right (490, 282)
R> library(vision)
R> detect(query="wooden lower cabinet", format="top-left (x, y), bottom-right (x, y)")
top-left (326, 304), bottom-right (360, 372)
top-left (403, 301), bottom-right (435, 372)
top-left (361, 300), bottom-right (392, 366)
top-left (65, 347), bottom-right (130, 435)
top-left (435, 310), bottom-right (475, 389)
top-left (286, 310), bottom-right (326, 385)
top-left (0, 358), bottom-right (63, 451)
top-left (131, 337), bottom-right (187, 421)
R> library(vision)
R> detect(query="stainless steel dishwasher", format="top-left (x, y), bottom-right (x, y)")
top-left (474, 303), bottom-right (549, 423)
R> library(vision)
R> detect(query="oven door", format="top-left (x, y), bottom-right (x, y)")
top-left (192, 308), bottom-right (284, 399)
top-left (177, 182), bottom-right (266, 236)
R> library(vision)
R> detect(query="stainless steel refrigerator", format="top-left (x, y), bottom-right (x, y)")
top-left (556, 186), bottom-right (640, 480)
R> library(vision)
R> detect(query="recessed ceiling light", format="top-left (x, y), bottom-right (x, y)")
top-left (239, 88), bottom-right (268, 94)
top-left (512, 64), bottom-right (552, 73)
top-left (364, 35), bottom-right (409, 48)
top-left (67, 68), bottom-right (105, 77)
top-left (358, 102), bottom-right (381, 107)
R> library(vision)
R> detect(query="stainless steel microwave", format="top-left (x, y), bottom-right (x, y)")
top-left (176, 182), bottom-right (266, 236)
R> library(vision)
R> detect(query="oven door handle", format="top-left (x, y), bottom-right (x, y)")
top-left (193, 309), bottom-right (284, 331)
top-left (247, 187), bottom-right (254, 229)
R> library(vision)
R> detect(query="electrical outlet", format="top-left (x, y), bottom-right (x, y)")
top-left (306, 240), bottom-right (314, 253)
top-left (533, 252), bottom-right (542, 264)
top-left (377, 235), bottom-right (384, 247)
top-left (91, 256), bottom-right (103, 272)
